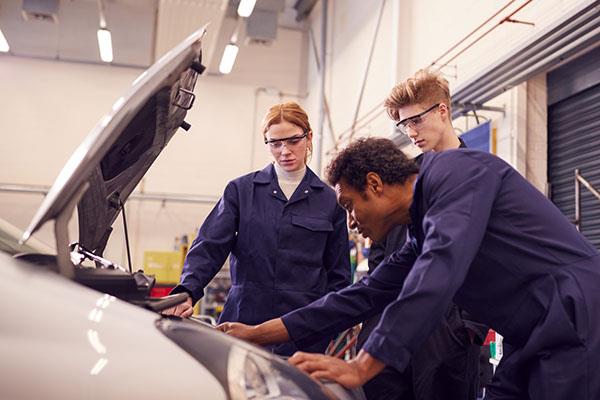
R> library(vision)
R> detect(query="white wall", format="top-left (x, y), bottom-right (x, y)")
top-left (304, 0), bottom-right (399, 175)
top-left (304, 0), bottom-right (585, 177)
top-left (0, 24), bottom-right (305, 266)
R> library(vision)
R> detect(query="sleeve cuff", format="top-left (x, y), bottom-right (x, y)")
top-left (362, 330), bottom-right (412, 373)
top-left (281, 312), bottom-right (323, 349)
top-left (170, 285), bottom-right (200, 305)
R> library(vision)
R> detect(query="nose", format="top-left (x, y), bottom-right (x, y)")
top-left (406, 125), bottom-right (418, 139)
top-left (280, 143), bottom-right (292, 155)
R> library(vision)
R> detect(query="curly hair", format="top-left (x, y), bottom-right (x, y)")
top-left (384, 69), bottom-right (451, 121)
top-left (325, 138), bottom-right (419, 191)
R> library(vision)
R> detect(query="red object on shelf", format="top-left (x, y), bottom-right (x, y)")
top-left (483, 329), bottom-right (496, 345)
top-left (150, 286), bottom-right (173, 298)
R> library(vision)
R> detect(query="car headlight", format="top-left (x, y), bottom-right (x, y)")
top-left (228, 346), bottom-right (310, 399)
top-left (156, 318), bottom-right (337, 400)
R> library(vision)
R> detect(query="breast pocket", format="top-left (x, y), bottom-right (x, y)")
top-left (289, 215), bottom-right (334, 267)
top-left (291, 215), bottom-right (333, 232)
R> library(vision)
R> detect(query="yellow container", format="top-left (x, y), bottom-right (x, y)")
top-left (143, 250), bottom-right (183, 285)
top-left (170, 252), bottom-right (183, 283)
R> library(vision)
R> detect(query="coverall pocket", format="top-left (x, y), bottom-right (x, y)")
top-left (290, 215), bottom-right (333, 232)
top-left (289, 215), bottom-right (334, 268)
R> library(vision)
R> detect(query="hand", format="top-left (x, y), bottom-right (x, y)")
top-left (288, 352), bottom-right (365, 389)
top-left (216, 321), bottom-right (258, 342)
top-left (218, 318), bottom-right (290, 346)
top-left (289, 350), bottom-right (385, 389)
top-left (162, 297), bottom-right (193, 318)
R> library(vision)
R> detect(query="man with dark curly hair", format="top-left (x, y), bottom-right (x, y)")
top-left (219, 137), bottom-right (600, 400)
top-left (358, 69), bottom-right (486, 400)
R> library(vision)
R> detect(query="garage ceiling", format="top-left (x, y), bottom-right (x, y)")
top-left (0, 0), bottom-right (305, 72)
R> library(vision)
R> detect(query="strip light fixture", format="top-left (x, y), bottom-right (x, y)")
top-left (0, 28), bottom-right (9, 53)
top-left (97, 28), bottom-right (113, 62)
top-left (96, 0), bottom-right (113, 63)
top-left (237, 0), bottom-right (257, 18)
top-left (219, 43), bottom-right (239, 74)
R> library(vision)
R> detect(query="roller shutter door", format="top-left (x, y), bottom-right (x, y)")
top-left (548, 82), bottom-right (600, 249)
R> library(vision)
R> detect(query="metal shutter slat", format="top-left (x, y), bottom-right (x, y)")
top-left (549, 83), bottom-right (600, 249)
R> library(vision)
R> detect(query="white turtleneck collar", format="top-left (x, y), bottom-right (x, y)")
top-left (274, 162), bottom-right (307, 200)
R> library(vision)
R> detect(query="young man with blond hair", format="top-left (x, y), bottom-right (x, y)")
top-left (385, 68), bottom-right (461, 153)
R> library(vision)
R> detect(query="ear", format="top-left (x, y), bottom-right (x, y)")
top-left (365, 172), bottom-right (384, 195)
top-left (439, 103), bottom-right (449, 120)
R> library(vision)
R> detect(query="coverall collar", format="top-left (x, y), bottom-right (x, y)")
top-left (253, 163), bottom-right (326, 189)
top-left (253, 164), bottom-right (325, 204)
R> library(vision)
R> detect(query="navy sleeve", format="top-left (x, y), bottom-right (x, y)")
top-left (323, 205), bottom-right (352, 292)
top-left (282, 239), bottom-right (418, 348)
top-left (363, 152), bottom-right (502, 372)
top-left (175, 181), bottom-right (240, 304)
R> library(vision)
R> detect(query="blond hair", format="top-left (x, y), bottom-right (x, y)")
top-left (384, 69), bottom-right (451, 121)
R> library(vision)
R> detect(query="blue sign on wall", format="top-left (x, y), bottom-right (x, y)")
top-left (461, 120), bottom-right (490, 152)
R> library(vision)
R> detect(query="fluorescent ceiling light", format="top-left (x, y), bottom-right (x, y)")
top-left (219, 44), bottom-right (239, 74)
top-left (237, 0), bottom-right (257, 17)
top-left (97, 28), bottom-right (113, 63)
top-left (0, 28), bottom-right (9, 53)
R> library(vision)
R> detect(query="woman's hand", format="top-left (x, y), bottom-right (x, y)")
top-left (162, 297), bottom-right (193, 318)
top-left (288, 350), bottom-right (385, 389)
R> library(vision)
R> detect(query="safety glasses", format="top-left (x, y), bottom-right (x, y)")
top-left (264, 132), bottom-right (308, 150)
top-left (395, 103), bottom-right (440, 134)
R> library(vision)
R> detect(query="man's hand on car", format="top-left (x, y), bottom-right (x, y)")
top-left (289, 350), bottom-right (385, 389)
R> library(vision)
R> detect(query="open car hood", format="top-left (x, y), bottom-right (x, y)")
top-left (22, 27), bottom-right (206, 260)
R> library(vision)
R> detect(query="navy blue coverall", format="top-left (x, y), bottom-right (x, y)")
top-left (361, 224), bottom-right (484, 400)
top-left (360, 138), bottom-right (486, 400)
top-left (174, 164), bottom-right (351, 355)
top-left (282, 149), bottom-right (600, 399)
